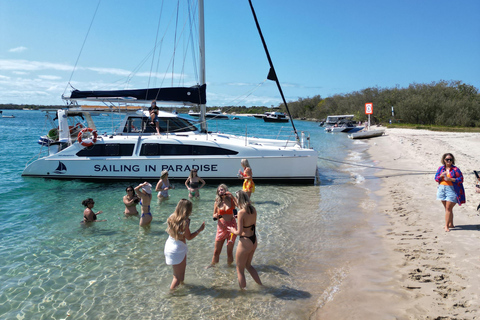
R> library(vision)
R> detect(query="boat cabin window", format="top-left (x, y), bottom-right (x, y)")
top-left (76, 144), bottom-right (135, 157)
top-left (123, 117), bottom-right (198, 134)
top-left (140, 143), bottom-right (238, 156)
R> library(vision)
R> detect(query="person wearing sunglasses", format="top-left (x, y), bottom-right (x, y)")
top-left (82, 198), bottom-right (105, 223)
top-left (185, 169), bottom-right (205, 199)
top-left (123, 186), bottom-right (139, 216)
top-left (435, 153), bottom-right (465, 232)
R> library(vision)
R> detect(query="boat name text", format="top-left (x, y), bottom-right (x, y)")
top-left (93, 164), bottom-right (218, 173)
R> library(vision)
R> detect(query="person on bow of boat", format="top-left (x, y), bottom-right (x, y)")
top-left (135, 182), bottom-right (154, 227)
top-left (148, 101), bottom-right (160, 135)
top-left (209, 184), bottom-right (238, 267)
top-left (123, 185), bottom-right (139, 216)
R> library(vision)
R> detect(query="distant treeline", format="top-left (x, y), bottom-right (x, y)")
top-left (278, 80), bottom-right (480, 127)
top-left (3, 80), bottom-right (479, 126)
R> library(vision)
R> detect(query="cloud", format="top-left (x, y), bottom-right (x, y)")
top-left (9, 46), bottom-right (27, 53)
top-left (0, 59), bottom-right (73, 72)
top-left (38, 75), bottom-right (62, 80)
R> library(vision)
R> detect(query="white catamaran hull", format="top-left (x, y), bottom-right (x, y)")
top-left (23, 132), bottom-right (318, 182)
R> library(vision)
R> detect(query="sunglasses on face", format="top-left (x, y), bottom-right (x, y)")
top-left (445, 158), bottom-right (453, 162)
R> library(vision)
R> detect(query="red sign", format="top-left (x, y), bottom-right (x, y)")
top-left (365, 103), bottom-right (373, 115)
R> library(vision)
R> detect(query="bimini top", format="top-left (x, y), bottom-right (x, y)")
top-left (66, 84), bottom-right (206, 105)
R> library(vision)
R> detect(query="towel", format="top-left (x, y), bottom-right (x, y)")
top-left (164, 236), bottom-right (188, 265)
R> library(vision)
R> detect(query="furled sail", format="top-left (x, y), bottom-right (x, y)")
top-left (67, 84), bottom-right (206, 105)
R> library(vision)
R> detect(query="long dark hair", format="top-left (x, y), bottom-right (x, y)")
top-left (82, 198), bottom-right (94, 207)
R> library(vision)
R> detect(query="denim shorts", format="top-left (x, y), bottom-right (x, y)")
top-left (436, 185), bottom-right (457, 203)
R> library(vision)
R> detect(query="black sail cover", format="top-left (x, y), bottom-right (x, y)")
top-left (69, 84), bottom-right (206, 104)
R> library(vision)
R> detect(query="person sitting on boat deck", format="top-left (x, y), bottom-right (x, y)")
top-left (82, 198), bottom-right (105, 223)
top-left (164, 199), bottom-right (205, 290)
top-left (148, 101), bottom-right (160, 134)
top-left (156, 170), bottom-right (175, 201)
top-left (227, 190), bottom-right (262, 289)
top-left (123, 185), bottom-right (139, 216)
top-left (209, 184), bottom-right (238, 267)
top-left (135, 182), bottom-right (154, 227)
top-left (238, 159), bottom-right (255, 199)
top-left (185, 169), bottom-right (206, 199)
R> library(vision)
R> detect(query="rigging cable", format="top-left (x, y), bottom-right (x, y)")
top-left (63, 0), bottom-right (102, 97)
top-left (248, 0), bottom-right (299, 141)
top-left (318, 156), bottom-right (435, 174)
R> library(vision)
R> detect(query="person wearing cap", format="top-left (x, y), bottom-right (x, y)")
top-left (135, 182), bottom-right (153, 227)
top-left (156, 170), bottom-right (175, 201)
top-left (184, 168), bottom-right (205, 198)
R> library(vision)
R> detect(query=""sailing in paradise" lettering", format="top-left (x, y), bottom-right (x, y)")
top-left (93, 164), bottom-right (218, 173)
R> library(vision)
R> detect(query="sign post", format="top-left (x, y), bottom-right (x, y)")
top-left (365, 103), bottom-right (373, 130)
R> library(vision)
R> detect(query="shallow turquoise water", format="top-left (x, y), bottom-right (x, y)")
top-left (0, 110), bottom-right (376, 319)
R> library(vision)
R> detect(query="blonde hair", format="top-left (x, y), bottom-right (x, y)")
top-left (241, 159), bottom-right (250, 168)
top-left (236, 190), bottom-right (254, 213)
top-left (161, 170), bottom-right (169, 179)
top-left (215, 183), bottom-right (229, 206)
top-left (167, 199), bottom-right (192, 240)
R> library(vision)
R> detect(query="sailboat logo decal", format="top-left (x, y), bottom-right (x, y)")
top-left (54, 161), bottom-right (67, 174)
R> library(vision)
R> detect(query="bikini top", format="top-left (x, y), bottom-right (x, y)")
top-left (190, 181), bottom-right (199, 189)
top-left (84, 211), bottom-right (97, 222)
top-left (218, 206), bottom-right (234, 215)
top-left (243, 224), bottom-right (255, 234)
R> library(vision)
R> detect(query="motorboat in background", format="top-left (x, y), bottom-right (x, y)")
top-left (188, 109), bottom-right (229, 120)
top-left (325, 119), bottom-right (363, 133)
top-left (263, 112), bottom-right (289, 123)
top-left (320, 114), bottom-right (354, 127)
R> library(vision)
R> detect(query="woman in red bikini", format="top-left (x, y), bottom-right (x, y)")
top-left (209, 184), bottom-right (237, 267)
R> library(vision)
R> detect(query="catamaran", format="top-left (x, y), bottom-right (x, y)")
top-left (22, 0), bottom-right (318, 182)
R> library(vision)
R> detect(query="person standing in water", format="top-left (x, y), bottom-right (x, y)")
top-left (156, 170), bottom-right (175, 201)
top-left (227, 190), bottom-right (262, 289)
top-left (209, 184), bottom-right (237, 267)
top-left (135, 182), bottom-right (153, 227)
top-left (434, 153), bottom-right (465, 232)
top-left (238, 159), bottom-right (255, 198)
top-left (82, 198), bottom-right (105, 223)
top-left (123, 185), bottom-right (139, 216)
top-left (184, 169), bottom-right (205, 199)
top-left (164, 199), bottom-right (205, 290)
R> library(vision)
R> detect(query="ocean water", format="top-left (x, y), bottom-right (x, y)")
top-left (0, 110), bottom-right (379, 319)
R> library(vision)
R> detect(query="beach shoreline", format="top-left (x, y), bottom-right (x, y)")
top-left (312, 128), bottom-right (480, 319)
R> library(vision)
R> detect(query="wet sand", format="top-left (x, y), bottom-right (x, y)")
top-left (312, 128), bottom-right (480, 319)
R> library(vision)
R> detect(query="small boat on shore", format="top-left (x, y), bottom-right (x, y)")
top-left (325, 119), bottom-right (363, 133)
top-left (348, 128), bottom-right (385, 139)
top-left (320, 114), bottom-right (354, 127)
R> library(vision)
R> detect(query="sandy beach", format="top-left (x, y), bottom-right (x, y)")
top-left (313, 128), bottom-right (480, 319)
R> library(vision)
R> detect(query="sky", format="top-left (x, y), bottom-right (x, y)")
top-left (0, 0), bottom-right (479, 108)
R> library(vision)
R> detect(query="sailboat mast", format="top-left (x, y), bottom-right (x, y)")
top-left (198, 0), bottom-right (207, 132)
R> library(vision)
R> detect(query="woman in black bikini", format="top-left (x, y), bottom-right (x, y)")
top-left (227, 190), bottom-right (262, 289)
